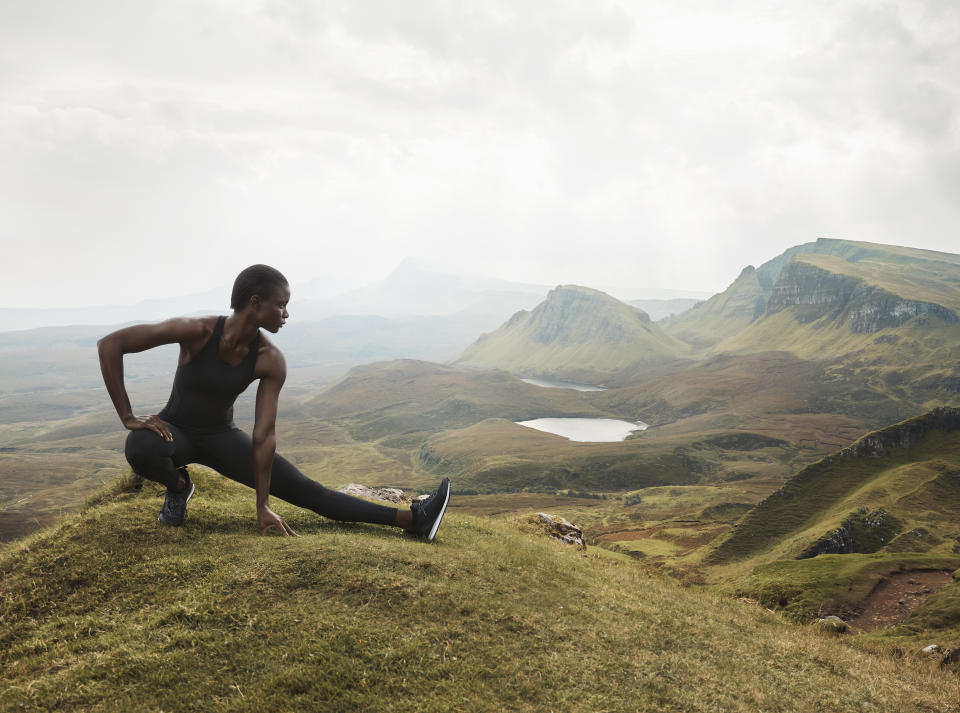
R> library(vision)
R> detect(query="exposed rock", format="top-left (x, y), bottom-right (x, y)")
top-left (338, 483), bottom-right (417, 505)
top-left (799, 508), bottom-right (902, 558)
top-left (532, 512), bottom-right (586, 549)
top-left (766, 259), bottom-right (958, 333)
top-left (815, 615), bottom-right (848, 634)
top-left (922, 644), bottom-right (944, 655)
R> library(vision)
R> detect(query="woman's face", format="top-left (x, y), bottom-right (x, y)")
top-left (255, 285), bottom-right (290, 333)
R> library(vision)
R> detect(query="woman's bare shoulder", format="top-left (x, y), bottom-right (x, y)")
top-left (254, 332), bottom-right (286, 377)
top-left (100, 314), bottom-right (221, 352)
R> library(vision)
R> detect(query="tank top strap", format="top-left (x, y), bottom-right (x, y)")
top-left (213, 315), bottom-right (227, 337)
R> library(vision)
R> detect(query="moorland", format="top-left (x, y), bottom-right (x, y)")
top-left (2, 238), bottom-right (960, 710)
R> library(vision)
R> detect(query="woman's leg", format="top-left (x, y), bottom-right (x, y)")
top-left (124, 423), bottom-right (197, 491)
top-left (195, 429), bottom-right (400, 526)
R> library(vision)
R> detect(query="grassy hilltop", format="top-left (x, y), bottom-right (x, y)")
top-left (2, 473), bottom-right (960, 713)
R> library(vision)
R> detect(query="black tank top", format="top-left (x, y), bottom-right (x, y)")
top-left (158, 316), bottom-right (261, 433)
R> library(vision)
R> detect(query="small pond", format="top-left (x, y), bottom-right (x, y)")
top-left (520, 377), bottom-right (606, 392)
top-left (515, 417), bottom-right (648, 442)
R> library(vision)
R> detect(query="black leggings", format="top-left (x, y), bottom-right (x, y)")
top-left (124, 423), bottom-right (398, 526)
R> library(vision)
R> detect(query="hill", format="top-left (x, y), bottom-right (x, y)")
top-left (303, 359), bottom-right (607, 441)
top-left (452, 285), bottom-right (691, 384)
top-left (2, 472), bottom-right (959, 712)
top-left (707, 407), bottom-right (960, 568)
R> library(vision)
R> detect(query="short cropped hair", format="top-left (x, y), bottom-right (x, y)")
top-left (231, 264), bottom-right (289, 310)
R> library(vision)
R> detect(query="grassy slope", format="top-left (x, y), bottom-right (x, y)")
top-left (3, 472), bottom-right (960, 713)
top-left (661, 266), bottom-right (767, 349)
top-left (707, 409), bottom-right (960, 568)
top-left (728, 553), bottom-right (960, 624)
top-left (702, 409), bottom-right (960, 647)
top-left (420, 418), bottom-right (801, 492)
top-left (304, 360), bottom-right (607, 441)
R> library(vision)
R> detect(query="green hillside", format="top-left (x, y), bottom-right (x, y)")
top-left (2, 471), bottom-right (960, 712)
top-left (707, 408), bottom-right (960, 568)
top-left (417, 418), bottom-right (781, 492)
top-left (453, 285), bottom-right (690, 383)
top-left (660, 265), bottom-right (768, 350)
top-left (303, 359), bottom-right (607, 441)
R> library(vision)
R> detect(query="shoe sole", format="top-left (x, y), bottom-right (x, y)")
top-left (425, 480), bottom-right (450, 542)
top-left (158, 481), bottom-right (195, 526)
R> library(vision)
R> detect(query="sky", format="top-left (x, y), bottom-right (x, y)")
top-left (1, 0), bottom-right (958, 309)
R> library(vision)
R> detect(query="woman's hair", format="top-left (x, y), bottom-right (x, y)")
top-left (231, 264), bottom-right (289, 310)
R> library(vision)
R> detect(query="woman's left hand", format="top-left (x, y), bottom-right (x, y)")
top-left (258, 505), bottom-right (299, 537)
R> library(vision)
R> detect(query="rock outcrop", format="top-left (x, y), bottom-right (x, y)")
top-left (530, 512), bottom-right (586, 549)
top-left (767, 259), bottom-right (957, 333)
top-left (799, 508), bottom-right (902, 558)
top-left (338, 483), bottom-right (417, 504)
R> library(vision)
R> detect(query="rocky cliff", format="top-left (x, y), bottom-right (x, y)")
top-left (767, 259), bottom-right (958, 333)
top-left (665, 238), bottom-right (960, 348)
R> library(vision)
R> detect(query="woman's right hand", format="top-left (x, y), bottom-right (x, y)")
top-left (123, 414), bottom-right (173, 442)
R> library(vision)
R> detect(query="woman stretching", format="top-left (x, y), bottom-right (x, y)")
top-left (97, 264), bottom-right (450, 541)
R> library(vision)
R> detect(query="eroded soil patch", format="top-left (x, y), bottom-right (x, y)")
top-left (847, 571), bottom-right (953, 632)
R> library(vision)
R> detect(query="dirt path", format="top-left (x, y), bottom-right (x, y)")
top-left (847, 571), bottom-right (953, 633)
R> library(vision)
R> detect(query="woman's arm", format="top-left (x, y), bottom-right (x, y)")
top-left (97, 317), bottom-right (207, 440)
top-left (252, 346), bottom-right (298, 536)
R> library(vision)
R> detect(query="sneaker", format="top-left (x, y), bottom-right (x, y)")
top-left (158, 467), bottom-right (195, 526)
top-left (407, 478), bottom-right (451, 542)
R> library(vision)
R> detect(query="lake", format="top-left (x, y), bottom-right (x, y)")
top-left (516, 417), bottom-right (648, 442)
top-left (520, 377), bottom-right (606, 392)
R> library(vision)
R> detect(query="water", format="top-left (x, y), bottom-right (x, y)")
top-left (516, 417), bottom-right (648, 442)
top-left (520, 377), bottom-right (606, 392)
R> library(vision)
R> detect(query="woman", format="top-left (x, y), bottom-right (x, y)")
top-left (97, 264), bottom-right (450, 540)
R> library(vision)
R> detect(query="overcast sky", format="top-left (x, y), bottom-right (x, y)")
top-left (1, 0), bottom-right (958, 309)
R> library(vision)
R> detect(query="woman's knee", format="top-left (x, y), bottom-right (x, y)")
top-left (124, 429), bottom-right (172, 471)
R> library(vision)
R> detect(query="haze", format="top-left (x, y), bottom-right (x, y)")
top-left (2, 1), bottom-right (958, 310)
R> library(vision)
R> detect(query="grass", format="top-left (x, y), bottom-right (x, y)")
top-left (3, 470), bottom-right (960, 712)
top-left (728, 553), bottom-right (960, 622)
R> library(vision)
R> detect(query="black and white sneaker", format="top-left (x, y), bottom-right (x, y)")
top-left (407, 478), bottom-right (451, 542)
top-left (158, 467), bottom-right (195, 526)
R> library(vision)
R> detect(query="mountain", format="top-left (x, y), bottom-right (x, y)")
top-left (663, 238), bottom-right (960, 350)
top-left (0, 288), bottom-right (229, 332)
top-left (293, 259), bottom-right (549, 321)
top-left (452, 285), bottom-right (692, 384)
top-left (2, 473), bottom-right (959, 711)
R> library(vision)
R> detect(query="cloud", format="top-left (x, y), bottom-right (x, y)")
top-left (0, 0), bottom-right (958, 307)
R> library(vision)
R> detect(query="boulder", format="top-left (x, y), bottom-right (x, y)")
top-left (338, 483), bottom-right (416, 505)
top-left (532, 513), bottom-right (586, 549)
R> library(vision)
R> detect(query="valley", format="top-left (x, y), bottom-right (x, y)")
top-left (2, 238), bottom-right (959, 661)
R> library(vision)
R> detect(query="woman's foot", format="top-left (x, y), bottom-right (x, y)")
top-left (158, 467), bottom-right (195, 526)
top-left (406, 478), bottom-right (451, 542)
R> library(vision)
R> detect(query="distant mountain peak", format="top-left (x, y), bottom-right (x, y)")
top-left (453, 283), bottom-right (689, 380)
